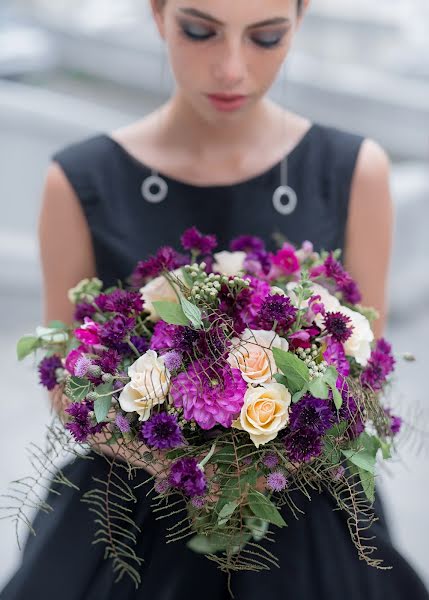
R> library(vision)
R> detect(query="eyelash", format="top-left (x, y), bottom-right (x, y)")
top-left (179, 25), bottom-right (285, 49)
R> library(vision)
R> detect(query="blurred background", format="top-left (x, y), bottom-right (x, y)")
top-left (1, 0), bottom-right (428, 590)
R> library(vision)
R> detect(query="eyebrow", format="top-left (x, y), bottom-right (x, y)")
top-left (178, 8), bottom-right (291, 27)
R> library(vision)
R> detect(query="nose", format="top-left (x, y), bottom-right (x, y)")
top-left (211, 38), bottom-right (247, 87)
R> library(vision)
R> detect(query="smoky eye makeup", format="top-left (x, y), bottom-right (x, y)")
top-left (177, 19), bottom-right (290, 48)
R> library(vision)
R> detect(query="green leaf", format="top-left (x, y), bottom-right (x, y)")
top-left (187, 533), bottom-right (229, 554)
top-left (308, 377), bottom-right (329, 399)
top-left (341, 448), bottom-right (376, 474)
top-left (95, 382), bottom-right (113, 396)
top-left (247, 490), bottom-right (287, 528)
top-left (380, 440), bottom-right (392, 460)
top-left (180, 296), bottom-right (203, 329)
top-left (292, 387), bottom-right (308, 404)
top-left (217, 501), bottom-right (239, 526)
top-left (331, 385), bottom-right (343, 410)
top-left (47, 320), bottom-right (69, 330)
top-left (323, 365), bottom-right (339, 387)
top-left (358, 467), bottom-right (375, 503)
top-left (272, 347), bottom-right (310, 394)
top-left (67, 377), bottom-right (91, 402)
top-left (245, 516), bottom-right (270, 541)
top-left (180, 267), bottom-right (195, 289)
top-left (17, 336), bottom-right (40, 361)
top-left (94, 395), bottom-right (112, 423)
top-left (152, 301), bottom-right (190, 326)
top-left (165, 448), bottom-right (184, 460)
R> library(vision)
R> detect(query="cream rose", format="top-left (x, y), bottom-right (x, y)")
top-left (212, 250), bottom-right (247, 276)
top-left (232, 382), bottom-right (291, 447)
top-left (227, 328), bottom-right (289, 385)
top-left (340, 306), bottom-right (374, 367)
top-left (140, 267), bottom-right (185, 322)
top-left (118, 350), bottom-right (171, 421)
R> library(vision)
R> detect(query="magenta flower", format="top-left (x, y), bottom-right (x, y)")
top-left (323, 336), bottom-right (350, 377)
top-left (170, 360), bottom-right (247, 430)
top-left (181, 226), bottom-right (217, 255)
top-left (269, 243), bottom-right (300, 278)
top-left (65, 346), bottom-right (87, 376)
top-left (289, 326), bottom-right (320, 350)
top-left (149, 321), bottom-right (179, 352)
top-left (74, 317), bottom-right (101, 345)
top-left (361, 338), bottom-right (395, 391)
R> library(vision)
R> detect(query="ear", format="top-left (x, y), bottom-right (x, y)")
top-left (149, 0), bottom-right (166, 40)
top-left (296, 0), bottom-right (311, 28)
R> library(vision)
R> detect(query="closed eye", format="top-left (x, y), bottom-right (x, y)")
top-left (179, 22), bottom-right (288, 49)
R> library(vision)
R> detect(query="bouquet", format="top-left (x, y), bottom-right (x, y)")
top-left (10, 227), bottom-right (405, 588)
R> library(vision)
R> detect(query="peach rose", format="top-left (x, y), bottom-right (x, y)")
top-left (227, 328), bottom-right (289, 385)
top-left (232, 382), bottom-right (291, 447)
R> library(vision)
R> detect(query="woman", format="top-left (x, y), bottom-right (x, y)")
top-left (2, 0), bottom-right (428, 598)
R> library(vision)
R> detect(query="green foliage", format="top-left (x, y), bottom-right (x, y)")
top-left (66, 377), bottom-right (91, 402)
top-left (272, 347), bottom-right (310, 393)
top-left (217, 501), bottom-right (239, 526)
top-left (247, 490), bottom-right (287, 528)
top-left (152, 300), bottom-right (190, 326)
top-left (94, 396), bottom-right (112, 423)
top-left (180, 296), bottom-right (203, 329)
top-left (16, 336), bottom-right (40, 361)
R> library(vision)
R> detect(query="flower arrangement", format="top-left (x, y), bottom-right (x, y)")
top-left (12, 227), bottom-right (404, 587)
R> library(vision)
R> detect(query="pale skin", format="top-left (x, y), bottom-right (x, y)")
top-left (39, 0), bottom-right (393, 475)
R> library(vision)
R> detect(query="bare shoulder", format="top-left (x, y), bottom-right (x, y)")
top-left (350, 138), bottom-right (391, 198)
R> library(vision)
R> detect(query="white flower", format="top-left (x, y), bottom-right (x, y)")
top-left (287, 281), bottom-right (374, 365)
top-left (227, 328), bottom-right (289, 385)
top-left (118, 350), bottom-right (171, 421)
top-left (212, 250), bottom-right (247, 276)
top-left (140, 267), bottom-right (184, 322)
top-left (340, 306), bottom-right (374, 367)
top-left (270, 286), bottom-right (288, 297)
top-left (35, 326), bottom-right (68, 344)
top-left (232, 382), bottom-right (291, 447)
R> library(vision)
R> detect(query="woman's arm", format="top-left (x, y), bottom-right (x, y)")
top-left (343, 139), bottom-right (394, 338)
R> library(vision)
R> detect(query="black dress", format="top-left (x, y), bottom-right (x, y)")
top-left (2, 123), bottom-right (428, 600)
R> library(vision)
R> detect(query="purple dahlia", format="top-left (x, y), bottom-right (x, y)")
top-left (140, 412), bottom-right (184, 450)
top-left (168, 457), bottom-right (207, 498)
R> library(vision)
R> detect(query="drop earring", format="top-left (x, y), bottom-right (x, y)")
top-left (141, 45), bottom-right (169, 204)
top-left (272, 62), bottom-right (298, 216)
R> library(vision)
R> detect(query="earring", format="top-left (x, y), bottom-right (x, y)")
top-left (141, 45), bottom-right (169, 204)
top-left (272, 61), bottom-right (298, 216)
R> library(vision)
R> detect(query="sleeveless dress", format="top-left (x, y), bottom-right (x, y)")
top-left (2, 123), bottom-right (428, 600)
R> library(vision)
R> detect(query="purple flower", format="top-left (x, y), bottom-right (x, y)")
top-left (289, 395), bottom-right (334, 435)
top-left (95, 289), bottom-right (143, 315)
top-left (323, 336), bottom-right (350, 377)
top-left (94, 349), bottom-right (121, 374)
top-left (168, 457), bottom-right (207, 498)
top-left (181, 226), bottom-right (217, 255)
top-left (217, 276), bottom-right (271, 334)
top-left (38, 355), bottom-right (63, 390)
top-left (115, 414), bottom-right (131, 433)
top-left (140, 412), bottom-right (184, 450)
top-left (74, 355), bottom-right (93, 378)
top-left (65, 401), bottom-right (105, 443)
top-left (266, 471), bottom-right (288, 492)
top-left (190, 496), bottom-right (207, 509)
top-left (130, 246), bottom-right (189, 286)
top-left (98, 315), bottom-right (135, 348)
top-left (149, 321), bottom-right (179, 352)
top-left (284, 428), bottom-right (323, 463)
top-left (256, 294), bottom-right (297, 335)
top-left (230, 235), bottom-right (266, 254)
top-left (361, 338), bottom-right (395, 392)
top-left (74, 318), bottom-right (101, 345)
top-left (337, 392), bottom-right (365, 440)
top-left (289, 326), bottom-right (320, 351)
top-left (310, 253), bottom-right (362, 304)
top-left (384, 408), bottom-right (402, 436)
top-left (74, 301), bottom-right (96, 321)
top-left (162, 350), bottom-right (183, 372)
top-left (170, 360), bottom-right (247, 430)
top-left (262, 453), bottom-right (279, 469)
top-left (324, 311), bottom-right (354, 343)
top-left (154, 478), bottom-right (171, 495)
top-left (244, 250), bottom-right (273, 278)
top-left (330, 465), bottom-right (346, 481)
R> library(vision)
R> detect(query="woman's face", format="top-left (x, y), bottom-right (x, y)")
top-left (152, 0), bottom-right (307, 120)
